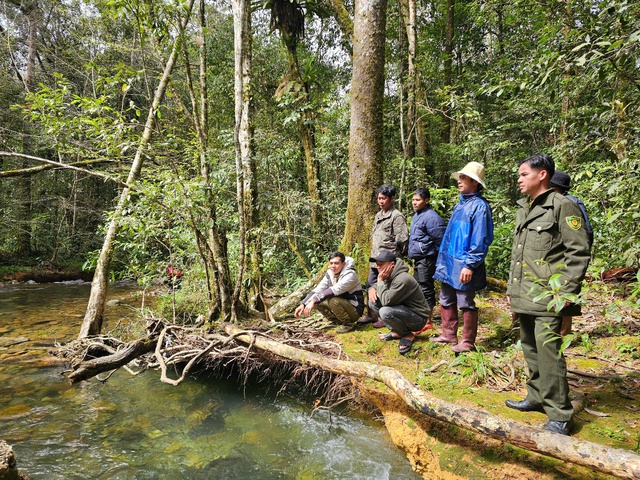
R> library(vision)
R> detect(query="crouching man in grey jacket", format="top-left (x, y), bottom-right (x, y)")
top-left (295, 252), bottom-right (364, 333)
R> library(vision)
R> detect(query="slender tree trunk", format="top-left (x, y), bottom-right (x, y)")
top-left (340, 0), bottom-right (387, 278)
top-left (442, 0), bottom-right (455, 143)
top-left (398, 0), bottom-right (417, 209)
top-left (14, 0), bottom-right (40, 258)
top-left (79, 0), bottom-right (196, 338)
top-left (282, 46), bottom-right (324, 234)
top-left (194, 0), bottom-right (232, 320)
top-left (399, 0), bottom-right (416, 161)
top-left (231, 0), bottom-right (256, 319)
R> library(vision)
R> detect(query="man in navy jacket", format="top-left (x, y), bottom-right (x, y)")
top-left (408, 188), bottom-right (445, 326)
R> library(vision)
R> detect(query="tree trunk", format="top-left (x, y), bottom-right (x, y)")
top-left (14, 0), bottom-right (40, 258)
top-left (398, 0), bottom-right (416, 162)
top-left (340, 0), bottom-right (387, 277)
top-left (231, 0), bottom-right (257, 319)
top-left (442, 0), bottom-right (455, 144)
top-left (282, 45), bottom-right (324, 235)
top-left (79, 0), bottom-right (196, 338)
top-left (193, 0), bottom-right (232, 320)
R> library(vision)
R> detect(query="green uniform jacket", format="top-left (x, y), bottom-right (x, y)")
top-left (377, 258), bottom-right (430, 319)
top-left (507, 190), bottom-right (590, 317)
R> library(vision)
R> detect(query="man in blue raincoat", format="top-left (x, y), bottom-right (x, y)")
top-left (431, 162), bottom-right (494, 353)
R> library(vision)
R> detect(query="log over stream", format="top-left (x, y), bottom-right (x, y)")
top-left (60, 320), bottom-right (640, 480)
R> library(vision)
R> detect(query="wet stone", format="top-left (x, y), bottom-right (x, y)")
top-left (0, 338), bottom-right (29, 348)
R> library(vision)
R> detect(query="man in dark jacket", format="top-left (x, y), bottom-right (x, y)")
top-left (505, 153), bottom-right (590, 436)
top-left (549, 170), bottom-right (593, 337)
top-left (431, 162), bottom-right (494, 352)
top-left (408, 188), bottom-right (445, 326)
top-left (368, 251), bottom-right (430, 355)
top-left (357, 184), bottom-right (409, 328)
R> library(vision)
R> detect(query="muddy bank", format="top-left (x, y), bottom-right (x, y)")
top-left (361, 387), bottom-right (618, 480)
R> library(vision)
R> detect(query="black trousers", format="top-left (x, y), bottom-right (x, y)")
top-left (413, 256), bottom-right (437, 308)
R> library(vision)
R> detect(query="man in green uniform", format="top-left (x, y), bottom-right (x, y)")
top-left (505, 153), bottom-right (590, 436)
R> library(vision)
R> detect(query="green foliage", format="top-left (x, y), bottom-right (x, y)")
top-left (526, 264), bottom-right (587, 314)
top-left (580, 333), bottom-right (595, 354)
top-left (485, 222), bottom-right (514, 280)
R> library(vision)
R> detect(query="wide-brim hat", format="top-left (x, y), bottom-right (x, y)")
top-left (451, 161), bottom-right (486, 189)
top-left (550, 170), bottom-right (571, 191)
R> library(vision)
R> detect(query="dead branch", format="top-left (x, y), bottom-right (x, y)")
top-left (0, 151), bottom-right (123, 184)
top-left (67, 337), bottom-right (157, 384)
top-left (0, 158), bottom-right (115, 178)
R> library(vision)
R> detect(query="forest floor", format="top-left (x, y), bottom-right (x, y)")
top-left (326, 281), bottom-right (640, 479)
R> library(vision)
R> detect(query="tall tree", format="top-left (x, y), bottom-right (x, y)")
top-left (340, 0), bottom-right (387, 275)
top-left (183, 0), bottom-right (232, 320)
top-left (79, 0), bottom-right (196, 338)
top-left (231, 0), bottom-right (260, 319)
top-left (442, 0), bottom-right (455, 143)
top-left (269, 0), bottom-right (324, 233)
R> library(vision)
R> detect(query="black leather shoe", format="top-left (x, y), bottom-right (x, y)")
top-left (543, 420), bottom-right (573, 435)
top-left (505, 399), bottom-right (545, 413)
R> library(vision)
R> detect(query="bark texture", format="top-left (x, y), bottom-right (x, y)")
top-left (232, 0), bottom-right (258, 319)
top-left (341, 0), bottom-right (387, 277)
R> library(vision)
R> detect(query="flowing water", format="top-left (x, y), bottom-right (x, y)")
top-left (0, 283), bottom-right (421, 479)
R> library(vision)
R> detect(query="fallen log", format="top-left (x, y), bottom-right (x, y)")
top-left (223, 323), bottom-right (640, 480)
top-left (68, 337), bottom-right (156, 384)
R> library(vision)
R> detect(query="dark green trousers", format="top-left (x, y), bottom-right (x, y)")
top-left (519, 314), bottom-right (573, 421)
top-left (315, 297), bottom-right (359, 325)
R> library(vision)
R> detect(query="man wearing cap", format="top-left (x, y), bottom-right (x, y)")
top-left (549, 169), bottom-right (593, 336)
top-left (505, 153), bottom-right (590, 436)
top-left (357, 184), bottom-right (409, 328)
top-left (295, 252), bottom-right (364, 333)
top-left (431, 161), bottom-right (494, 353)
top-left (367, 250), bottom-right (430, 355)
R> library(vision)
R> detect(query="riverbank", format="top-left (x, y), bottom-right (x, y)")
top-left (0, 264), bottom-right (92, 284)
top-left (4, 277), bottom-right (637, 479)
top-left (336, 285), bottom-right (640, 479)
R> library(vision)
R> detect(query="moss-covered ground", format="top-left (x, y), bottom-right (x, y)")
top-left (329, 282), bottom-right (640, 479)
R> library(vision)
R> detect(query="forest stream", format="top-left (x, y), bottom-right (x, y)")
top-left (0, 282), bottom-right (421, 479)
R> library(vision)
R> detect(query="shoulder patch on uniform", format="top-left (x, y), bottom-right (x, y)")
top-left (566, 216), bottom-right (582, 230)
